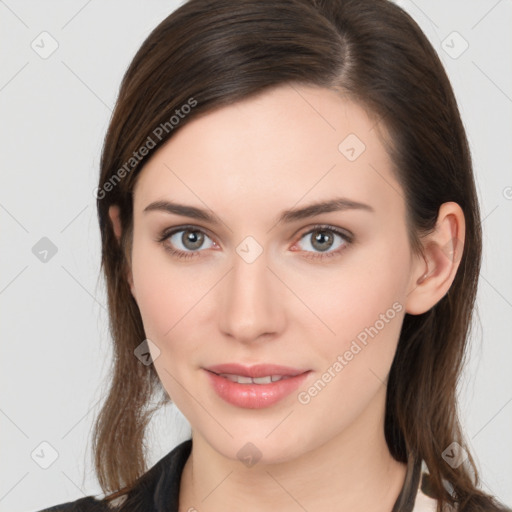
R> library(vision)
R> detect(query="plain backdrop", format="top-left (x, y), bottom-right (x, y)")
top-left (0, 1), bottom-right (511, 511)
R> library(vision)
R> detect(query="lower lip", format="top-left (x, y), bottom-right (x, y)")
top-left (204, 369), bottom-right (311, 409)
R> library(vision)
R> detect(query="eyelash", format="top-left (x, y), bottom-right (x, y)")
top-left (156, 224), bottom-right (353, 261)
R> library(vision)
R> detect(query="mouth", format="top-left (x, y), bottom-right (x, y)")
top-left (203, 364), bottom-right (312, 409)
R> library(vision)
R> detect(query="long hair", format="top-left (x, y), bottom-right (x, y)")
top-left (93, 1), bottom-right (507, 510)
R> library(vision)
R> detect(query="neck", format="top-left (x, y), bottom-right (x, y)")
top-left (178, 385), bottom-right (407, 512)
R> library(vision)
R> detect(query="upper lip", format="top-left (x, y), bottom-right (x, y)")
top-left (204, 363), bottom-right (309, 378)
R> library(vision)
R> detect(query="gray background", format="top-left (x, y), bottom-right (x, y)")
top-left (0, 1), bottom-right (511, 510)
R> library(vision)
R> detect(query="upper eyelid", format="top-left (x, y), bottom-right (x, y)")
top-left (161, 224), bottom-right (217, 243)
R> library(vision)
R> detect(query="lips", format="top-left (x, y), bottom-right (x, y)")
top-left (203, 363), bottom-right (312, 409)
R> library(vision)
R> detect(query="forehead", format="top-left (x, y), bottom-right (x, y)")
top-left (132, 84), bottom-right (403, 224)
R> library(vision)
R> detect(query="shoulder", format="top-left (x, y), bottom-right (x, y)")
top-left (33, 439), bottom-right (192, 512)
top-left (411, 463), bottom-right (438, 512)
top-left (413, 486), bottom-right (438, 512)
top-left (34, 494), bottom-right (134, 512)
top-left (416, 465), bottom-right (512, 512)
top-left (33, 495), bottom-right (111, 512)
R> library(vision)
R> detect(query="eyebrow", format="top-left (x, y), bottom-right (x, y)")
top-left (143, 197), bottom-right (374, 225)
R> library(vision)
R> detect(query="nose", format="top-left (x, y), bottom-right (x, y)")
top-left (218, 246), bottom-right (285, 345)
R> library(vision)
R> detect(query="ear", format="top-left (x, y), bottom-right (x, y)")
top-left (108, 205), bottom-right (136, 299)
top-left (405, 202), bottom-right (465, 315)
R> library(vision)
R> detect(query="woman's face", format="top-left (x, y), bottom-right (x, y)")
top-left (121, 84), bottom-right (422, 464)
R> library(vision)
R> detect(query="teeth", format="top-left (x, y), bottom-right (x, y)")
top-left (218, 373), bottom-right (289, 384)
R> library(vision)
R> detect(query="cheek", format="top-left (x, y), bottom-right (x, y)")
top-left (294, 243), bottom-right (409, 428)
top-left (309, 233), bottom-right (411, 379)
top-left (303, 230), bottom-right (410, 336)
top-left (130, 238), bottom-right (189, 340)
top-left (130, 237), bottom-right (217, 370)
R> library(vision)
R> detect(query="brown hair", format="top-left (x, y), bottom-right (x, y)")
top-left (93, 0), bottom-right (509, 510)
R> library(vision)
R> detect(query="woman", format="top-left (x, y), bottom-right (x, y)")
top-left (37, 0), bottom-right (511, 511)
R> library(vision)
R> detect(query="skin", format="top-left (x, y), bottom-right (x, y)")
top-left (109, 84), bottom-right (464, 512)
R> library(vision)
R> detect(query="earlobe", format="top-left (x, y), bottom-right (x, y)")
top-left (108, 205), bottom-right (123, 243)
top-left (108, 205), bottom-right (137, 300)
top-left (405, 202), bottom-right (465, 315)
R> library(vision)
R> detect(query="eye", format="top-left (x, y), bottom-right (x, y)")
top-left (157, 226), bottom-right (217, 259)
top-left (157, 224), bottom-right (352, 261)
top-left (292, 225), bottom-right (352, 260)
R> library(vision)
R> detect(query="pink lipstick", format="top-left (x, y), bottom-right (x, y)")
top-left (204, 363), bottom-right (311, 409)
